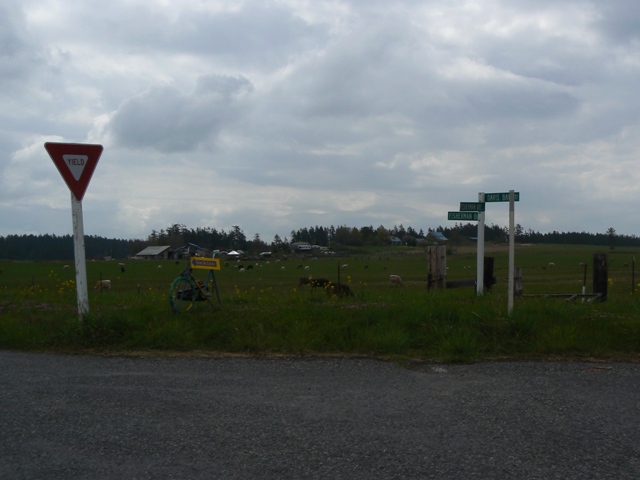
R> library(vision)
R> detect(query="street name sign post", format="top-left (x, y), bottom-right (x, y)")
top-left (507, 190), bottom-right (516, 314)
top-left (45, 142), bottom-right (103, 320)
top-left (481, 191), bottom-right (519, 312)
top-left (449, 191), bottom-right (520, 302)
top-left (477, 193), bottom-right (486, 294)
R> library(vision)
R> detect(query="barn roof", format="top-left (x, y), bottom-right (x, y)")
top-left (428, 231), bottom-right (449, 241)
top-left (135, 245), bottom-right (172, 256)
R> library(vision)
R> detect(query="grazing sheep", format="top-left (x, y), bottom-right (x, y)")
top-left (158, 265), bottom-right (163, 269)
top-left (389, 274), bottom-right (404, 286)
top-left (304, 265), bottom-right (310, 270)
top-left (118, 263), bottom-right (126, 273)
top-left (341, 264), bottom-right (348, 269)
top-left (548, 262), bottom-right (555, 267)
top-left (239, 268), bottom-right (245, 273)
top-left (281, 266), bottom-right (286, 270)
top-left (63, 265), bottom-right (70, 270)
top-left (247, 265), bottom-right (254, 270)
top-left (94, 279), bottom-right (111, 291)
top-left (297, 264), bottom-right (304, 269)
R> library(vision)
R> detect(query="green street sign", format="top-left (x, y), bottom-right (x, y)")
top-left (448, 211), bottom-right (479, 221)
top-left (460, 202), bottom-right (485, 212)
top-left (484, 192), bottom-right (520, 202)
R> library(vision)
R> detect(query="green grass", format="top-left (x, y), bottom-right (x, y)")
top-left (1, 244), bottom-right (639, 362)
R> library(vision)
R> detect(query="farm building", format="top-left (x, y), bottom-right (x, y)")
top-left (426, 231), bottom-right (449, 244)
top-left (133, 245), bottom-right (172, 260)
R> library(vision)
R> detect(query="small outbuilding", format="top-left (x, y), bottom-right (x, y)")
top-left (426, 231), bottom-right (449, 243)
top-left (133, 245), bottom-right (172, 260)
top-left (389, 236), bottom-right (403, 246)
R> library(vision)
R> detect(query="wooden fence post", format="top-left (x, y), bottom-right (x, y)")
top-left (514, 267), bottom-right (523, 297)
top-left (428, 246), bottom-right (447, 290)
top-left (593, 252), bottom-right (608, 301)
top-left (483, 256), bottom-right (495, 291)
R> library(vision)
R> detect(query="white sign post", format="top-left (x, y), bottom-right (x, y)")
top-left (484, 190), bottom-right (520, 313)
top-left (72, 194), bottom-right (89, 315)
top-left (508, 190), bottom-right (515, 314)
top-left (45, 142), bottom-right (103, 320)
top-left (477, 192), bottom-right (485, 295)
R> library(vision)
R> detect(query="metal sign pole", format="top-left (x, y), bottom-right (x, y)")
top-left (71, 192), bottom-right (89, 319)
top-left (508, 190), bottom-right (515, 314)
top-left (477, 192), bottom-right (485, 295)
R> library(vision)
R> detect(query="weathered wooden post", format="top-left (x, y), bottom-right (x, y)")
top-left (514, 267), bottom-right (523, 297)
top-left (483, 257), bottom-right (495, 291)
top-left (427, 246), bottom-right (447, 290)
top-left (593, 252), bottom-right (608, 301)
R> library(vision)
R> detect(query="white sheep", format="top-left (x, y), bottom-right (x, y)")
top-left (389, 274), bottom-right (404, 286)
top-left (94, 279), bottom-right (111, 290)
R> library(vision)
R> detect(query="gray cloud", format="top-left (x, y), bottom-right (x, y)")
top-left (0, 0), bottom-right (639, 240)
top-left (107, 75), bottom-right (253, 152)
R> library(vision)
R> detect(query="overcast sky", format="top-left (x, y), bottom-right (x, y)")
top-left (1, 0), bottom-right (639, 242)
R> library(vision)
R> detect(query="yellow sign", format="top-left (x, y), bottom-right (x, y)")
top-left (190, 257), bottom-right (221, 270)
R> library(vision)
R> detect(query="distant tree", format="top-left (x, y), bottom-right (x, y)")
top-left (375, 225), bottom-right (389, 245)
top-left (229, 225), bottom-right (247, 250)
top-left (332, 226), bottom-right (351, 246)
top-left (515, 224), bottom-right (524, 241)
top-left (606, 227), bottom-right (616, 250)
top-left (360, 225), bottom-right (375, 244)
top-left (247, 233), bottom-right (267, 253)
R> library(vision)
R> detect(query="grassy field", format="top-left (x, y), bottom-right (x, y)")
top-left (0, 244), bottom-right (639, 362)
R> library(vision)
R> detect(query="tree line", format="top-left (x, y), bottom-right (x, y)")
top-left (0, 224), bottom-right (638, 261)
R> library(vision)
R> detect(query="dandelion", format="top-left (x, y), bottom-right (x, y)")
top-left (608, 278), bottom-right (614, 287)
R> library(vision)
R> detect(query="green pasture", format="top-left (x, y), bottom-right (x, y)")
top-left (0, 244), bottom-right (639, 362)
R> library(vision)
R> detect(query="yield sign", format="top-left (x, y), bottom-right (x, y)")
top-left (45, 142), bottom-right (103, 201)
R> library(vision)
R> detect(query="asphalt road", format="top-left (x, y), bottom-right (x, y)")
top-left (1, 351), bottom-right (639, 479)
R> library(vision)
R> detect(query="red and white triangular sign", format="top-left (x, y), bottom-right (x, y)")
top-left (45, 142), bottom-right (103, 201)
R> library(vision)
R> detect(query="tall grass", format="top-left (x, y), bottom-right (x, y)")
top-left (1, 245), bottom-right (639, 362)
